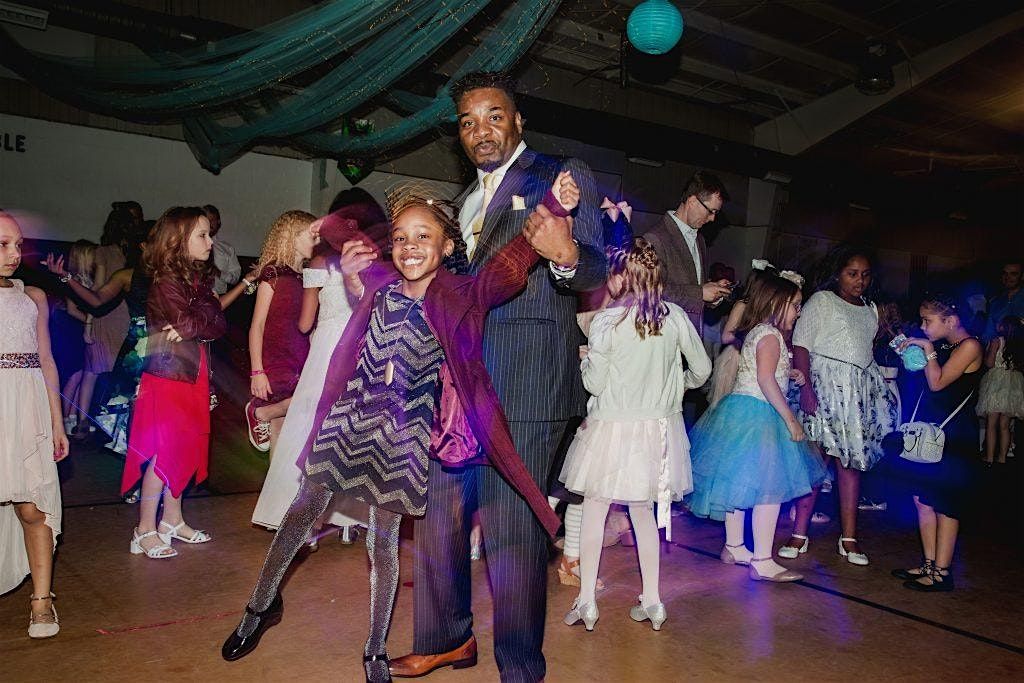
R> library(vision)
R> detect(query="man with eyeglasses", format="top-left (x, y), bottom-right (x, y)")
top-left (643, 171), bottom-right (733, 332)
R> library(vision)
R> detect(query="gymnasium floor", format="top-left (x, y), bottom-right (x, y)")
top-left (3, 396), bottom-right (1022, 682)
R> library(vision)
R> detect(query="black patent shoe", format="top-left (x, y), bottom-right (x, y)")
top-left (364, 653), bottom-right (392, 683)
top-left (221, 594), bottom-right (283, 661)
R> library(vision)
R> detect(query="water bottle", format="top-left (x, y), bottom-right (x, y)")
top-left (889, 334), bottom-right (928, 372)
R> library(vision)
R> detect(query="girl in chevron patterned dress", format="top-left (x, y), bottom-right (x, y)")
top-left (223, 178), bottom-right (575, 682)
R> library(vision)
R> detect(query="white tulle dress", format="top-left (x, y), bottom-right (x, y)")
top-left (560, 302), bottom-right (712, 540)
top-left (976, 338), bottom-right (1024, 418)
top-left (1, 280), bottom-right (61, 594)
top-left (251, 267), bottom-right (366, 530)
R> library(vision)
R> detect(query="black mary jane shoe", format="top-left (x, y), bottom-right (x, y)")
top-left (221, 594), bottom-right (283, 661)
top-left (363, 653), bottom-right (392, 683)
top-left (891, 558), bottom-right (934, 580)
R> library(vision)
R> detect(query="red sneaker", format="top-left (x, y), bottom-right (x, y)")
top-left (245, 401), bottom-right (271, 452)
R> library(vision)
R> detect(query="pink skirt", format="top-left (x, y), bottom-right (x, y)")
top-left (122, 348), bottom-right (210, 498)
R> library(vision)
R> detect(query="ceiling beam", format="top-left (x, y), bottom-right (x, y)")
top-left (528, 42), bottom-right (782, 119)
top-left (752, 7), bottom-right (1024, 155)
top-left (612, 0), bottom-right (858, 80)
top-left (546, 18), bottom-right (815, 104)
top-left (776, 0), bottom-right (921, 50)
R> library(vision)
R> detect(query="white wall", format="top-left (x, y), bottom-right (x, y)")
top-left (0, 113), bottom-right (314, 255)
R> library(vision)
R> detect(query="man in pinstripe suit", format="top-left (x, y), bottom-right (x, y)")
top-left (389, 72), bottom-right (607, 683)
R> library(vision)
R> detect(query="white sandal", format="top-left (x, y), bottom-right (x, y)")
top-left (130, 527), bottom-right (177, 558)
top-left (28, 593), bottom-right (59, 639)
top-left (158, 520), bottom-right (212, 545)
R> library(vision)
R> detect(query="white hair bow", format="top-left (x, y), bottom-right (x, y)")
top-left (601, 197), bottom-right (632, 223)
top-left (779, 270), bottom-right (805, 287)
top-left (751, 258), bottom-right (774, 271)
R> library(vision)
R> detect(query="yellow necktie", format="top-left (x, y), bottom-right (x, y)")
top-left (469, 173), bottom-right (497, 258)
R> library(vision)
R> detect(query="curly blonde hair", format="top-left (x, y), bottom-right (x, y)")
top-left (609, 237), bottom-right (667, 339)
top-left (256, 210), bottom-right (317, 274)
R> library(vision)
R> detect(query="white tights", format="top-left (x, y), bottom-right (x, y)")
top-left (578, 498), bottom-right (661, 608)
top-left (724, 504), bottom-right (787, 574)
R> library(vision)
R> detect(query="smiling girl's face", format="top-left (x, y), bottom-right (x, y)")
top-left (390, 206), bottom-right (453, 298)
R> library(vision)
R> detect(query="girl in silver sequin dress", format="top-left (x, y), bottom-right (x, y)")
top-left (782, 247), bottom-right (897, 566)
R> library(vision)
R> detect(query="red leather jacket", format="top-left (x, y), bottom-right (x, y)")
top-left (310, 224), bottom-right (562, 537)
top-left (142, 275), bottom-right (227, 383)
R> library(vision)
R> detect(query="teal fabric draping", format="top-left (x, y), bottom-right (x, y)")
top-left (0, 0), bottom-right (562, 172)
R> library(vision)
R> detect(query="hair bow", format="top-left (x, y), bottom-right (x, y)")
top-left (601, 197), bottom-right (632, 223)
top-left (779, 270), bottom-right (805, 287)
top-left (751, 258), bottom-right (774, 271)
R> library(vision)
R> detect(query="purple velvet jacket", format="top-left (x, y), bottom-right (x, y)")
top-left (301, 225), bottom-right (561, 538)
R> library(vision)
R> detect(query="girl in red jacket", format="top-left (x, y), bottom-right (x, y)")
top-left (222, 178), bottom-right (577, 682)
top-left (123, 207), bottom-right (226, 559)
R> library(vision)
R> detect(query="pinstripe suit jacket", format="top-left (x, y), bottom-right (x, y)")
top-left (462, 148), bottom-right (607, 422)
top-left (643, 214), bottom-right (709, 332)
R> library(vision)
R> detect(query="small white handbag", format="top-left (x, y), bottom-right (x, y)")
top-left (898, 390), bottom-right (974, 464)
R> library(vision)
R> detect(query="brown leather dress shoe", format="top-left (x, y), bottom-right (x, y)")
top-left (389, 635), bottom-right (477, 678)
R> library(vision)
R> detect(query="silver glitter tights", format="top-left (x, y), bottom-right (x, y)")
top-left (236, 479), bottom-right (402, 682)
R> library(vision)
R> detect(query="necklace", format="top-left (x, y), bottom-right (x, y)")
top-left (381, 284), bottom-right (423, 386)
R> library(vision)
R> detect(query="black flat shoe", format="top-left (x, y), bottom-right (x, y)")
top-left (903, 566), bottom-right (954, 592)
top-left (364, 653), bottom-right (392, 683)
top-left (221, 594), bottom-right (283, 661)
top-left (892, 559), bottom-right (934, 580)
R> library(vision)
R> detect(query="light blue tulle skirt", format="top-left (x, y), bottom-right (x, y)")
top-left (687, 394), bottom-right (827, 521)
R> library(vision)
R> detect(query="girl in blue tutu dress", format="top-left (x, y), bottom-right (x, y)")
top-left (688, 273), bottom-right (826, 583)
top-left (560, 238), bottom-right (712, 631)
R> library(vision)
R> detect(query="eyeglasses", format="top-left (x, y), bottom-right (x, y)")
top-left (694, 195), bottom-right (720, 218)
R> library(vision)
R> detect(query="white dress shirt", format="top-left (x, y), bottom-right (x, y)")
top-left (459, 140), bottom-right (528, 253)
top-left (666, 211), bottom-right (702, 285)
top-left (458, 140), bottom-right (575, 278)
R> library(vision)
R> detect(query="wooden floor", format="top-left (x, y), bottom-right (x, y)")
top-left (3, 405), bottom-right (1023, 682)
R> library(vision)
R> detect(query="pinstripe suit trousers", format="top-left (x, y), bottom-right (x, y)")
top-left (412, 420), bottom-right (564, 683)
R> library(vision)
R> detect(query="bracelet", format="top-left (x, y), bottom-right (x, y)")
top-left (243, 279), bottom-right (258, 295)
top-left (250, 369), bottom-right (265, 377)
top-left (59, 273), bottom-right (72, 284)
top-left (925, 351), bottom-right (938, 361)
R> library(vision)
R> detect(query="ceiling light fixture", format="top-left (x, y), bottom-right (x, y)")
top-left (855, 40), bottom-right (895, 96)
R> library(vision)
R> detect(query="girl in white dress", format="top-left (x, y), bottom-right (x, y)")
top-left (559, 238), bottom-right (711, 631)
top-left (0, 212), bottom-right (69, 638)
top-left (250, 202), bottom-right (388, 537)
top-left (977, 316), bottom-right (1024, 465)
top-left (784, 247), bottom-right (897, 566)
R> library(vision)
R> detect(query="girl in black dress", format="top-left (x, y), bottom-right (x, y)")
top-left (894, 294), bottom-right (983, 592)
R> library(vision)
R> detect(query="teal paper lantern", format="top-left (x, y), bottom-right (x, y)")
top-left (626, 0), bottom-right (684, 55)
